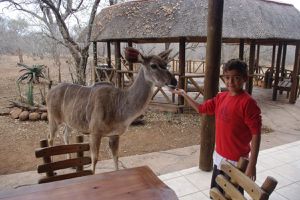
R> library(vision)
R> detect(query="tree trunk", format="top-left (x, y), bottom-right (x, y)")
top-left (17, 48), bottom-right (24, 63)
top-left (74, 49), bottom-right (89, 85)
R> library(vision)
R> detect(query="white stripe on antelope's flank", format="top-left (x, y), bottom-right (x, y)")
top-left (85, 89), bottom-right (93, 123)
top-left (63, 85), bottom-right (70, 114)
top-left (72, 86), bottom-right (83, 122)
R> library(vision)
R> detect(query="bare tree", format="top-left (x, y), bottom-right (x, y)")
top-left (1, 0), bottom-right (102, 85)
top-left (0, 16), bottom-right (29, 54)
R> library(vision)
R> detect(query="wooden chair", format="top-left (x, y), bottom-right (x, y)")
top-left (35, 135), bottom-right (93, 184)
top-left (278, 78), bottom-right (292, 98)
top-left (278, 69), bottom-right (293, 98)
top-left (210, 158), bottom-right (278, 200)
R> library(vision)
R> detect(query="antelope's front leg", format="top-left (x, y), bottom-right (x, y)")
top-left (109, 135), bottom-right (120, 170)
top-left (47, 117), bottom-right (58, 146)
top-left (90, 133), bottom-right (102, 174)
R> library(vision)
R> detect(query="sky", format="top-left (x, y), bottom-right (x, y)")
top-left (0, 0), bottom-right (300, 17)
top-left (0, 0), bottom-right (299, 25)
top-left (276, 0), bottom-right (300, 10)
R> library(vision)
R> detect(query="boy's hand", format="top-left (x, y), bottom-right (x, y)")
top-left (171, 88), bottom-right (186, 96)
top-left (245, 165), bottom-right (256, 181)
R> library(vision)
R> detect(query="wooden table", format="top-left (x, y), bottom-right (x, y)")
top-left (0, 166), bottom-right (178, 200)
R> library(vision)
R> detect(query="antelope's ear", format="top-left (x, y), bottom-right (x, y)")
top-left (124, 47), bottom-right (144, 63)
top-left (158, 49), bottom-right (172, 61)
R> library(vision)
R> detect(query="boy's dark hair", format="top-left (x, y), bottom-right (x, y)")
top-left (223, 59), bottom-right (248, 77)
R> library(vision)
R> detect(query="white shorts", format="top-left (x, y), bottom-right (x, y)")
top-left (213, 151), bottom-right (238, 170)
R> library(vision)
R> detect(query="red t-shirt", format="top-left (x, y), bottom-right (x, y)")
top-left (198, 91), bottom-right (261, 161)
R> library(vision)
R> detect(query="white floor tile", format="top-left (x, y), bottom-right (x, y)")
top-left (202, 189), bottom-right (211, 198)
top-left (159, 171), bottom-right (182, 181)
top-left (160, 140), bottom-right (300, 200)
top-left (184, 171), bottom-right (212, 191)
top-left (164, 176), bottom-right (199, 197)
top-left (276, 182), bottom-right (300, 200)
top-left (257, 170), bottom-right (293, 189)
top-left (256, 162), bottom-right (270, 173)
top-left (178, 167), bottom-right (200, 176)
top-left (272, 164), bottom-right (300, 182)
top-left (179, 191), bottom-right (210, 200)
top-left (270, 151), bottom-right (299, 163)
top-left (268, 191), bottom-right (289, 200)
top-left (290, 160), bottom-right (300, 169)
top-left (257, 155), bottom-right (284, 170)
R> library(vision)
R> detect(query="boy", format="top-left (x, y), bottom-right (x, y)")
top-left (172, 59), bottom-right (261, 190)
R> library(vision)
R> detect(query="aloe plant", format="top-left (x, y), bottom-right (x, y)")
top-left (16, 63), bottom-right (47, 106)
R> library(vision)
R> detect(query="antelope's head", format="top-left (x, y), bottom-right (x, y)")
top-left (124, 47), bottom-right (177, 89)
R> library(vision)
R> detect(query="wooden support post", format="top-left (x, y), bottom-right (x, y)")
top-left (239, 39), bottom-right (244, 60)
top-left (268, 45), bottom-right (276, 88)
top-left (76, 136), bottom-right (84, 172)
top-left (92, 42), bottom-right (97, 84)
top-left (115, 42), bottom-right (121, 88)
top-left (128, 41), bottom-right (133, 79)
top-left (246, 41), bottom-right (255, 95)
top-left (281, 43), bottom-right (287, 80)
top-left (279, 43), bottom-right (287, 94)
top-left (40, 140), bottom-right (54, 177)
top-left (289, 42), bottom-right (300, 103)
top-left (107, 42), bottom-right (112, 69)
top-left (255, 44), bottom-right (260, 74)
top-left (200, 0), bottom-right (224, 171)
top-left (272, 43), bottom-right (283, 101)
top-left (178, 38), bottom-right (186, 113)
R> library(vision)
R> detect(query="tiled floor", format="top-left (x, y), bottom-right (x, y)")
top-left (159, 140), bottom-right (300, 200)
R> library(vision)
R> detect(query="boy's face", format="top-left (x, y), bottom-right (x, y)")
top-left (223, 69), bottom-right (247, 95)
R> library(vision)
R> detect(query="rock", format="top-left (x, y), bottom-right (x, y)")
top-left (29, 112), bottom-right (41, 121)
top-left (19, 111), bottom-right (29, 121)
top-left (41, 112), bottom-right (48, 120)
top-left (10, 107), bottom-right (22, 119)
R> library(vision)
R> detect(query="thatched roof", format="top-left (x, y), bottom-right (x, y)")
top-left (90, 0), bottom-right (300, 43)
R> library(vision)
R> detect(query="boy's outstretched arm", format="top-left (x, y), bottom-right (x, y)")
top-left (245, 134), bottom-right (261, 181)
top-left (171, 89), bottom-right (200, 113)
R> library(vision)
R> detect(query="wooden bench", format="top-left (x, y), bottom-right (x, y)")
top-left (278, 78), bottom-right (292, 98)
top-left (210, 158), bottom-right (278, 200)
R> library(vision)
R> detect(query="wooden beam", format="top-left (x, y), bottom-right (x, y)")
top-left (255, 44), bottom-right (260, 73)
top-left (267, 45), bottom-right (276, 88)
top-left (246, 41), bottom-right (255, 95)
top-left (178, 37), bottom-right (186, 113)
top-left (289, 42), bottom-right (300, 103)
top-left (200, 0), bottom-right (224, 171)
top-left (239, 39), bottom-right (244, 60)
top-left (279, 43), bottom-right (287, 96)
top-left (128, 41), bottom-right (133, 79)
top-left (281, 43), bottom-right (287, 81)
top-left (272, 43), bottom-right (283, 101)
top-left (107, 42), bottom-right (112, 69)
top-left (92, 42), bottom-right (97, 84)
top-left (115, 42), bottom-right (122, 88)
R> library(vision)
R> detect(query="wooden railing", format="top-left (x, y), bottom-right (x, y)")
top-left (171, 59), bottom-right (206, 74)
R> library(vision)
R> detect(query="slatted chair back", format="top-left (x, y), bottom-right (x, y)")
top-left (210, 157), bottom-right (278, 200)
top-left (35, 135), bottom-right (93, 184)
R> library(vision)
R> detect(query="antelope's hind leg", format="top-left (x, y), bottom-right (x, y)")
top-left (63, 125), bottom-right (72, 159)
top-left (47, 116), bottom-right (58, 146)
top-left (109, 135), bottom-right (120, 170)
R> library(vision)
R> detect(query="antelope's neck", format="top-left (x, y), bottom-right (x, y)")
top-left (125, 68), bottom-right (153, 115)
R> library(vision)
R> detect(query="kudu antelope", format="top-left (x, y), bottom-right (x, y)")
top-left (46, 47), bottom-right (177, 173)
